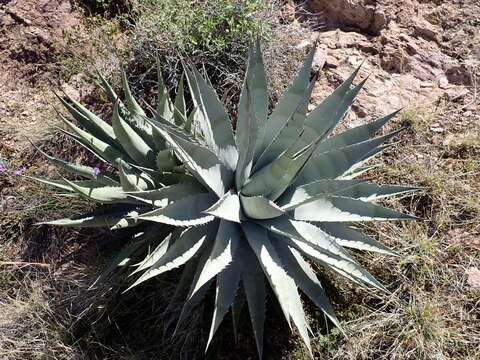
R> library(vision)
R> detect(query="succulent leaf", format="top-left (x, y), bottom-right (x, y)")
top-left (318, 222), bottom-right (398, 256)
top-left (184, 62), bottom-right (238, 170)
top-left (235, 42), bottom-right (268, 188)
top-left (258, 44), bottom-right (316, 159)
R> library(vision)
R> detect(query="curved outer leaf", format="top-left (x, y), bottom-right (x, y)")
top-left (277, 179), bottom-right (364, 210)
top-left (118, 70), bottom-right (158, 149)
top-left (121, 67), bottom-right (146, 117)
top-left (132, 228), bottom-right (180, 274)
top-left (127, 182), bottom-right (205, 207)
top-left (34, 146), bottom-right (118, 185)
top-left (239, 194), bottom-right (285, 220)
top-left (203, 190), bottom-right (243, 223)
top-left (138, 193), bottom-right (217, 226)
top-left (125, 224), bottom-right (212, 291)
top-left (242, 223), bottom-right (312, 356)
top-left (315, 110), bottom-right (400, 154)
top-left (128, 165), bottom-right (198, 186)
top-left (258, 44), bottom-right (316, 159)
top-left (235, 42), bottom-right (268, 188)
top-left (275, 239), bottom-right (343, 331)
top-left (295, 130), bottom-right (402, 186)
top-left (281, 235), bottom-right (388, 292)
top-left (206, 258), bottom-right (242, 351)
top-left (59, 115), bottom-right (123, 165)
top-left (37, 207), bottom-right (137, 228)
top-left (112, 103), bottom-right (156, 168)
top-left (28, 177), bottom-right (105, 192)
top-left (92, 236), bottom-right (146, 287)
top-left (260, 216), bottom-right (350, 261)
top-left (334, 183), bottom-right (419, 201)
top-left (190, 220), bottom-right (241, 300)
top-left (174, 237), bottom-right (216, 335)
top-left (150, 121), bottom-right (233, 197)
top-left (342, 164), bottom-right (379, 180)
top-left (110, 210), bottom-right (142, 230)
top-left (56, 93), bottom-right (117, 146)
top-left (129, 113), bottom-right (160, 151)
top-left (184, 61), bottom-right (238, 171)
top-left (240, 244), bottom-right (266, 360)
top-left (96, 69), bottom-right (121, 105)
top-left (290, 196), bottom-right (418, 222)
top-left (64, 179), bottom-right (137, 204)
top-left (249, 40), bottom-right (269, 160)
top-left (318, 222), bottom-right (398, 256)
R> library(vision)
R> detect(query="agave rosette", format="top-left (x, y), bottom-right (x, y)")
top-left (35, 41), bottom-right (417, 357)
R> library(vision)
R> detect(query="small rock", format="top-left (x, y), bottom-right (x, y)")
top-left (406, 41), bottom-right (420, 56)
top-left (438, 76), bottom-right (450, 89)
top-left (442, 134), bottom-right (455, 146)
top-left (324, 55), bottom-right (340, 69)
top-left (466, 267), bottom-right (480, 288)
top-left (347, 56), bottom-right (359, 65)
top-left (295, 40), bottom-right (312, 50)
top-left (445, 64), bottom-right (473, 85)
top-left (429, 123), bottom-right (444, 133)
top-left (444, 87), bottom-right (469, 101)
top-left (371, 10), bottom-right (388, 35)
top-left (380, 47), bottom-right (410, 73)
top-left (1, 196), bottom-right (16, 212)
top-left (312, 48), bottom-right (327, 72)
top-left (420, 81), bottom-right (434, 88)
top-left (280, 1), bottom-right (296, 23)
top-left (413, 18), bottom-right (440, 42)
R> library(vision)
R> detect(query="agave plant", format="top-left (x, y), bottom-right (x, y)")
top-left (34, 41), bottom-right (417, 357)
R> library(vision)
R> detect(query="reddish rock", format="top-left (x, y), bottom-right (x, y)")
top-left (307, 0), bottom-right (389, 35)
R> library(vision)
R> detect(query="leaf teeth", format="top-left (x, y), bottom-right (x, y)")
top-left (137, 193), bottom-right (217, 226)
top-left (242, 223), bottom-right (312, 355)
top-left (124, 224), bottom-right (212, 292)
top-left (290, 196), bottom-right (418, 222)
top-left (190, 220), bottom-right (240, 300)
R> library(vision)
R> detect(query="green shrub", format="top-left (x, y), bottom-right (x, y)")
top-left (132, 0), bottom-right (268, 54)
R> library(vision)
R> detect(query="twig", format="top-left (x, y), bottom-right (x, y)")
top-left (0, 261), bottom-right (51, 268)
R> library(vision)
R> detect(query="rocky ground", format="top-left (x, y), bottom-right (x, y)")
top-left (0, 0), bottom-right (479, 359)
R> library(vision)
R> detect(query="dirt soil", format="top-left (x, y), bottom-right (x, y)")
top-left (0, 0), bottom-right (84, 152)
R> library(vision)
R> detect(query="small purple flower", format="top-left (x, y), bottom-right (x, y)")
top-left (93, 166), bottom-right (101, 178)
top-left (0, 164), bottom-right (7, 175)
top-left (13, 166), bottom-right (26, 176)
